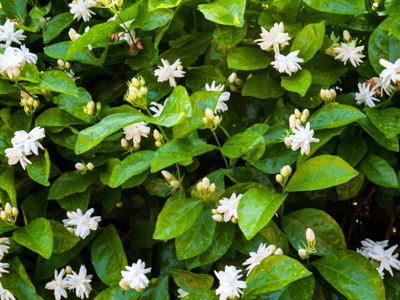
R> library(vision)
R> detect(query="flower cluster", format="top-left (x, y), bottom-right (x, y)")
top-left (0, 203), bottom-right (19, 225)
top-left (69, 0), bottom-right (97, 22)
top-left (154, 58), bottom-right (185, 87)
top-left (153, 129), bottom-right (165, 148)
top-left (0, 20), bottom-right (37, 80)
top-left (124, 76), bottom-right (148, 109)
top-left (20, 91), bottom-right (40, 115)
top-left (205, 81), bottom-right (231, 113)
top-left (196, 177), bottom-right (216, 199)
top-left (203, 108), bottom-right (222, 131)
top-left (161, 170), bottom-right (182, 194)
top-left (119, 259), bottom-right (151, 292)
top-left (122, 122), bottom-right (151, 149)
top-left (298, 228), bottom-right (317, 260)
top-left (212, 193), bottom-right (243, 223)
top-left (357, 239), bottom-right (400, 278)
top-left (5, 126), bottom-right (45, 170)
top-left (63, 208), bottom-right (101, 239)
top-left (320, 88), bottom-right (337, 104)
top-left (275, 165), bottom-right (292, 188)
top-left (46, 265), bottom-right (93, 299)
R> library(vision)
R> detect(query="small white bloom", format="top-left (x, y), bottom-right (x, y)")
top-left (228, 72), bottom-right (237, 83)
top-left (215, 265), bottom-right (247, 300)
top-left (271, 50), bottom-right (304, 76)
top-left (66, 265), bottom-right (92, 299)
top-left (154, 58), bottom-right (185, 87)
top-left (242, 243), bottom-right (274, 276)
top-left (254, 22), bottom-right (291, 55)
top-left (0, 262), bottom-right (9, 277)
top-left (298, 248), bottom-right (307, 259)
top-left (19, 45), bottom-right (38, 64)
top-left (274, 248), bottom-right (283, 255)
top-left (334, 41), bottom-right (365, 67)
top-left (288, 122), bottom-right (320, 155)
top-left (178, 288), bottom-right (189, 298)
top-left (306, 228), bottom-right (315, 244)
top-left (120, 259), bottom-right (151, 291)
top-left (149, 100), bottom-right (166, 117)
top-left (69, 28), bottom-right (81, 42)
top-left (0, 46), bottom-right (25, 79)
top-left (0, 282), bottom-right (16, 300)
top-left (45, 269), bottom-right (69, 300)
top-left (379, 58), bottom-right (400, 87)
top-left (355, 82), bottom-right (380, 107)
top-left (0, 20), bottom-right (26, 48)
top-left (123, 122), bottom-right (150, 144)
top-left (69, 0), bottom-right (96, 22)
top-left (62, 208), bottom-right (101, 239)
top-left (4, 147), bottom-right (32, 170)
top-left (11, 126), bottom-right (45, 155)
top-left (216, 193), bottom-right (243, 223)
top-left (75, 163), bottom-right (85, 171)
top-left (372, 77), bottom-right (395, 96)
top-left (205, 81), bottom-right (230, 113)
top-left (0, 238), bottom-right (10, 260)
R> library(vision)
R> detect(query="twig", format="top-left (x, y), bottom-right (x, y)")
top-left (385, 205), bottom-right (400, 240)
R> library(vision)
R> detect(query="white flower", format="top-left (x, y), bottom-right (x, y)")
top-left (154, 58), bottom-right (185, 87)
top-left (123, 122), bottom-right (150, 145)
top-left (288, 122), bottom-right (319, 155)
top-left (254, 22), bottom-right (291, 55)
top-left (216, 193), bottom-right (243, 223)
top-left (178, 288), bottom-right (189, 298)
top-left (120, 259), bottom-right (151, 292)
top-left (379, 58), bottom-right (400, 87)
top-left (62, 208), bottom-right (101, 239)
top-left (0, 282), bottom-right (16, 300)
top-left (0, 262), bottom-right (9, 277)
top-left (205, 81), bottom-right (230, 113)
top-left (242, 243), bottom-right (274, 276)
top-left (69, 0), bottom-right (96, 22)
top-left (4, 147), bottom-right (32, 170)
top-left (372, 77), bottom-right (394, 96)
top-left (0, 20), bottom-right (26, 48)
top-left (0, 238), bottom-right (10, 260)
top-left (11, 126), bottom-right (45, 155)
top-left (66, 265), bottom-right (92, 299)
top-left (334, 41), bottom-right (365, 67)
top-left (215, 265), bottom-right (247, 300)
top-left (19, 45), bottom-right (38, 64)
top-left (118, 20), bottom-right (136, 45)
top-left (355, 83), bottom-right (380, 107)
top-left (271, 50), bottom-right (304, 76)
top-left (45, 269), bottom-right (69, 300)
top-left (0, 46), bottom-right (25, 79)
top-left (149, 100), bottom-right (166, 117)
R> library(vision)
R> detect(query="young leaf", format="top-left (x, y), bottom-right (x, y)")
top-left (290, 21), bottom-right (325, 63)
top-left (198, 0), bottom-right (246, 27)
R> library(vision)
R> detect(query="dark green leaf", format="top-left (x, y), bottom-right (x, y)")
top-left (357, 117), bottom-right (399, 152)
top-left (48, 171), bottom-right (98, 200)
top-left (0, 166), bottom-right (17, 207)
top-left (303, 54), bottom-right (348, 86)
top-left (227, 47), bottom-right (272, 70)
top-left (281, 70), bottom-right (312, 97)
top-left (171, 269), bottom-right (214, 291)
top-left (213, 23), bottom-right (247, 47)
top-left (53, 88), bottom-right (92, 122)
top-left (43, 12), bottom-right (74, 43)
top-left (56, 188), bottom-right (91, 211)
top-left (290, 21), bottom-right (325, 63)
top-left (242, 75), bottom-right (285, 99)
top-left (26, 149), bottom-right (50, 186)
top-left (185, 66), bottom-right (225, 92)
top-left (385, 271), bottom-right (400, 300)
top-left (366, 108), bottom-right (400, 139)
top-left (261, 275), bottom-right (315, 300)
top-left (308, 105), bottom-right (365, 130)
top-left (21, 192), bottom-right (47, 224)
top-left (50, 220), bottom-right (80, 254)
top-left (361, 154), bottom-right (399, 188)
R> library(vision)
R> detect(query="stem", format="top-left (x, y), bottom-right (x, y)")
top-left (175, 163), bottom-right (181, 179)
top-left (116, 12), bottom-right (136, 48)
top-left (212, 130), bottom-right (229, 169)
top-left (219, 125), bottom-right (230, 138)
top-left (381, 88), bottom-right (398, 109)
top-left (15, 82), bottom-right (36, 99)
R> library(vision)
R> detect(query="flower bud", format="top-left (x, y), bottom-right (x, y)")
top-left (65, 62), bottom-right (71, 69)
top-left (155, 141), bottom-right (162, 147)
top-left (205, 108), bottom-right (214, 120)
top-left (161, 170), bottom-right (173, 180)
top-left (280, 165), bottom-right (291, 177)
top-left (276, 174), bottom-right (283, 183)
top-left (212, 214), bottom-right (223, 222)
top-left (12, 207), bottom-right (18, 216)
top-left (119, 280), bottom-right (129, 290)
top-left (228, 72), bottom-right (237, 83)
top-left (131, 77), bottom-right (140, 87)
top-left (65, 266), bottom-right (73, 274)
top-left (116, 0), bottom-right (123, 6)
top-left (209, 183), bottom-right (216, 192)
top-left (116, 202), bottom-right (123, 208)
top-left (170, 180), bottom-right (181, 188)
top-left (212, 209), bottom-right (218, 214)
top-left (300, 114), bottom-right (307, 123)
top-left (57, 60), bottom-right (64, 68)
top-left (24, 106), bottom-right (30, 114)
top-left (274, 248), bottom-right (283, 255)
top-left (27, 97), bottom-right (33, 106)
top-left (329, 88), bottom-right (337, 99)
top-left (202, 117), bottom-right (208, 126)
top-left (343, 30), bottom-right (351, 42)
top-left (197, 181), bottom-right (204, 192)
top-left (68, 28), bottom-right (81, 41)
top-left (294, 109), bottom-right (301, 118)
top-left (320, 89), bottom-right (327, 100)
top-left (135, 287), bottom-right (143, 292)
top-left (213, 116), bottom-right (221, 126)
top-left (234, 78), bottom-right (243, 86)
top-left (289, 114), bottom-right (296, 129)
top-left (295, 119), bottom-right (301, 127)
top-left (177, 65), bottom-right (184, 71)
top-left (306, 228), bottom-right (315, 244)
top-left (140, 86), bottom-right (147, 95)
top-left (153, 129), bottom-right (161, 141)
top-left (87, 101), bottom-right (95, 111)
top-left (87, 162), bottom-right (94, 170)
top-left (75, 163), bottom-right (85, 171)
top-left (202, 177), bottom-right (210, 189)
top-left (231, 217), bottom-right (238, 223)
top-left (0, 211), bottom-right (6, 221)
top-left (140, 77), bottom-right (146, 86)
top-left (5, 203), bottom-right (11, 215)
top-left (33, 100), bottom-right (39, 108)
top-left (121, 138), bottom-right (128, 148)
top-left (302, 109), bottom-right (310, 118)
top-left (96, 102), bottom-right (101, 112)
top-left (267, 244), bottom-right (276, 254)
top-left (298, 248), bottom-right (307, 259)
top-left (284, 137), bottom-right (292, 147)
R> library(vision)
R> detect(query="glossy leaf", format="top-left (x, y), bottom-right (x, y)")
top-left (252, 143), bottom-right (298, 174)
top-left (213, 23), bottom-right (247, 48)
top-left (227, 47), bottom-right (272, 70)
top-left (53, 88), bottom-right (92, 122)
top-left (261, 275), bottom-right (315, 300)
top-left (198, 0), bottom-right (246, 27)
top-left (43, 12), bottom-right (74, 43)
top-left (26, 149), bottom-right (50, 186)
top-left (290, 21), bottom-right (325, 62)
top-left (50, 220), bottom-right (80, 254)
top-left (303, 54), bottom-right (348, 86)
top-left (0, 166), bottom-right (17, 207)
top-left (281, 70), bottom-right (312, 97)
top-left (48, 171), bottom-right (98, 200)
top-left (171, 269), bottom-right (214, 291)
top-left (385, 271), bottom-right (400, 300)
top-left (337, 134), bottom-right (367, 167)
top-left (185, 66), bottom-right (225, 92)
top-left (37, 70), bottom-right (79, 96)
top-left (357, 117), bottom-right (399, 152)
top-left (366, 108), bottom-right (400, 139)
top-left (308, 105), bottom-right (365, 130)
top-left (303, 0), bottom-right (366, 14)
top-left (242, 75), bottom-right (285, 99)
top-left (361, 154), bottom-right (399, 188)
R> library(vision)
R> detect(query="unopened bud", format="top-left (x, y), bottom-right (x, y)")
top-left (213, 116), bottom-right (221, 126)
top-left (119, 280), bottom-right (129, 290)
top-left (329, 88), bottom-right (336, 99)
top-left (68, 28), bottom-right (81, 41)
top-left (170, 180), bottom-right (180, 188)
top-left (302, 109), bottom-right (310, 118)
top-left (209, 183), bottom-right (216, 192)
top-left (27, 97), bottom-right (33, 106)
top-left (0, 211), bottom-right (6, 221)
top-left (267, 244), bottom-right (276, 254)
top-left (231, 217), bottom-right (238, 223)
top-left (87, 162), bottom-right (94, 170)
top-left (281, 165), bottom-right (292, 177)
top-left (65, 62), bottom-right (71, 69)
top-left (75, 163), bottom-right (85, 171)
top-left (289, 114), bottom-right (296, 129)
top-left (33, 100), bottom-right (39, 108)
top-left (140, 78), bottom-right (145, 86)
top-left (274, 248), bottom-right (283, 255)
top-left (202, 177), bottom-right (210, 189)
top-left (202, 117), bottom-right (208, 126)
top-left (295, 119), bottom-right (301, 127)
top-left (96, 102), bottom-right (101, 112)
top-left (298, 248), bottom-right (307, 259)
top-left (228, 72), bottom-right (237, 83)
top-left (116, 0), bottom-right (123, 7)
top-left (24, 106), bottom-right (30, 114)
top-left (131, 78), bottom-right (140, 87)
top-left (212, 209), bottom-right (218, 214)
top-left (197, 181), bottom-right (204, 192)
top-left (161, 170), bottom-right (173, 180)
top-left (65, 266), bottom-right (73, 274)
top-left (306, 228), bottom-right (315, 244)
top-left (12, 207), bottom-right (18, 216)
top-left (116, 202), bottom-right (123, 208)
top-left (234, 78), bottom-right (243, 86)
top-left (153, 129), bottom-right (161, 141)
top-left (276, 174), bottom-right (283, 183)
top-left (300, 114), bottom-right (307, 123)
top-left (4, 203), bottom-right (11, 215)
top-left (294, 109), bottom-right (301, 118)
top-left (87, 101), bottom-right (95, 111)
top-left (177, 65), bottom-right (183, 71)
top-left (155, 141), bottom-right (162, 147)
top-left (343, 30), bottom-right (351, 42)
top-left (212, 214), bottom-right (223, 222)
top-left (57, 60), bottom-right (64, 68)
top-left (140, 86), bottom-right (147, 95)
top-left (205, 108), bottom-right (214, 120)
top-left (121, 138), bottom-right (128, 148)
top-left (284, 137), bottom-right (292, 147)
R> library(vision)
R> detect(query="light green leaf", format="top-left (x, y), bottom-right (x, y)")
top-left (53, 88), bottom-right (92, 122)
top-left (50, 220), bottom-right (80, 255)
top-left (153, 198), bottom-right (203, 241)
top-left (198, 0), bottom-right (246, 27)
top-left (290, 21), bottom-right (325, 63)
top-left (313, 250), bottom-right (385, 300)
top-left (213, 23), bottom-right (247, 48)
top-left (242, 75), bottom-right (285, 99)
top-left (48, 171), bottom-right (98, 200)
top-left (366, 108), bottom-right (400, 139)
top-left (361, 154), bottom-right (399, 188)
top-left (286, 155), bottom-right (358, 192)
top-left (43, 12), bottom-right (74, 43)
top-left (37, 70), bottom-right (79, 96)
top-left (308, 105), bottom-right (365, 130)
top-left (303, 0), bottom-right (366, 14)
top-left (238, 188), bottom-right (288, 240)
top-left (281, 70), bottom-right (312, 97)
top-left (19, 64), bottom-right (40, 83)
top-left (171, 269), bottom-right (214, 292)
top-left (13, 218), bottom-right (53, 258)
top-left (0, 0), bottom-right (28, 21)
top-left (26, 149), bottom-right (50, 186)
top-left (148, 0), bottom-right (183, 11)
top-left (227, 47), bottom-right (272, 70)
top-left (36, 108), bottom-right (86, 127)
top-left (261, 275), bottom-right (315, 300)
top-left (94, 285), bottom-right (140, 300)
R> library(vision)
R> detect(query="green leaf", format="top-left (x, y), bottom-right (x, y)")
top-left (244, 255), bottom-right (312, 297)
top-left (286, 155), bottom-right (358, 192)
top-left (37, 70), bottom-right (79, 96)
top-left (44, 41), bottom-right (100, 64)
top-left (148, 0), bottom-right (183, 11)
top-left (251, 143), bottom-right (298, 174)
top-left (185, 66), bottom-right (225, 92)
top-left (48, 171), bottom-right (98, 200)
top-left (19, 64), bottom-right (40, 83)
top-left (21, 192), bottom-right (48, 224)
top-left (313, 250), bottom-right (385, 300)
top-left (385, 271), bottom-right (400, 300)
top-left (366, 108), bottom-right (400, 139)
top-left (43, 12), bottom-right (74, 43)
top-left (26, 149), bottom-right (50, 186)
top-left (91, 224), bottom-right (128, 286)
top-left (175, 210), bottom-right (216, 260)
top-left (13, 218), bottom-right (53, 259)
top-left (198, 0), bottom-right (246, 27)
top-left (2, 256), bottom-right (43, 300)
top-left (0, 219), bottom-right (19, 235)
top-left (0, 166), bottom-right (17, 207)
top-left (171, 269), bottom-right (214, 291)
top-left (308, 105), bottom-right (365, 130)
top-left (303, 54), bottom-right (348, 86)
top-left (0, 0), bottom-right (28, 21)
top-left (29, 2), bottom-right (51, 18)
top-left (109, 151), bottom-right (155, 188)
top-left (238, 188), bottom-right (288, 240)
top-left (186, 222), bottom-right (236, 270)
top-left (131, 219), bottom-right (157, 249)
top-left (150, 86), bottom-right (192, 127)
top-left (0, 80), bottom-right (19, 94)
top-left (213, 23), bottom-right (247, 48)
top-left (153, 198), bottom-right (203, 241)
top-left (290, 21), bottom-right (325, 63)
top-left (140, 276), bottom-right (170, 299)
top-left (222, 166), bottom-right (273, 188)
top-left (281, 70), bottom-right (312, 97)
top-left (262, 275), bottom-right (315, 300)
top-left (282, 208), bottom-right (346, 256)
top-left (151, 138), bottom-right (217, 172)
top-left (94, 285), bottom-right (140, 300)
top-left (303, 0), bottom-right (366, 14)
top-left (56, 188), bottom-right (91, 211)
top-left (242, 75), bottom-right (285, 99)
top-left (50, 220), bottom-right (80, 254)
top-left (227, 47), bottom-right (272, 70)
top-left (36, 108), bottom-right (86, 127)
top-left (357, 117), bottom-right (399, 152)
top-left (126, 37), bottom-right (158, 71)
top-left (361, 154), bottom-right (399, 188)
top-left (337, 134), bottom-right (368, 167)
top-left (75, 113), bottom-right (146, 154)
top-left (385, 0), bottom-right (400, 15)
top-left (53, 88), bottom-right (92, 122)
